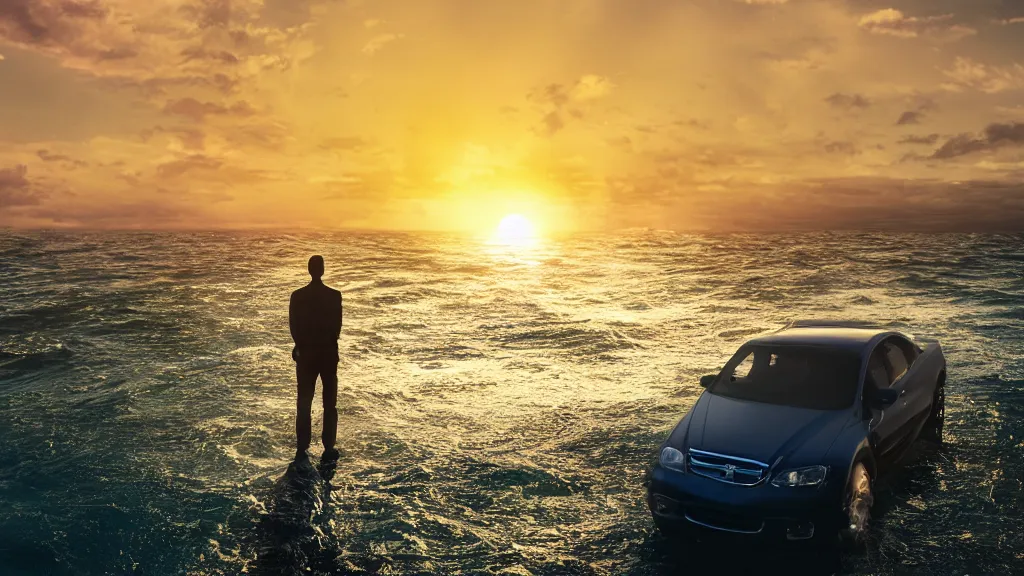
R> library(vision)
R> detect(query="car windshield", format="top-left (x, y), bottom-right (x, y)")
top-left (710, 345), bottom-right (862, 410)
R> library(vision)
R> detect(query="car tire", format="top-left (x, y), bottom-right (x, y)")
top-left (921, 374), bottom-right (945, 443)
top-left (840, 461), bottom-right (873, 544)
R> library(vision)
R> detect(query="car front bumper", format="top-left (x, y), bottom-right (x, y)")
top-left (647, 465), bottom-right (846, 540)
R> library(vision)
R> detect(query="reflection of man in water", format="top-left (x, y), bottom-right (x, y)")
top-left (289, 255), bottom-right (342, 461)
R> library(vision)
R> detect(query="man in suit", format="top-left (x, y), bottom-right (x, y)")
top-left (289, 255), bottom-right (342, 461)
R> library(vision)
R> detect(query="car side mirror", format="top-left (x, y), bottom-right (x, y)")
top-left (699, 375), bottom-right (717, 388)
top-left (870, 388), bottom-right (899, 409)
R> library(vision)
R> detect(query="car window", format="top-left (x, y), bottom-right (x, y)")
top-left (891, 335), bottom-right (919, 366)
top-left (867, 348), bottom-right (889, 390)
top-left (884, 341), bottom-right (908, 385)
top-left (732, 353), bottom-right (755, 381)
top-left (711, 345), bottom-right (862, 410)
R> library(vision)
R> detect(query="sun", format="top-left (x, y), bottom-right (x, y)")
top-left (491, 214), bottom-right (538, 246)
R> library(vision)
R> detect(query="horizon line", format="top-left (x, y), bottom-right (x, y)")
top-left (3, 225), bottom-right (1024, 235)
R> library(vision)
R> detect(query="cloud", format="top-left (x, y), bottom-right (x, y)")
top-left (180, 0), bottom-right (233, 29)
top-left (0, 0), bottom-right (317, 103)
top-left (934, 24), bottom-right (976, 43)
top-left (151, 151), bottom-right (278, 185)
top-left (571, 74), bottom-right (614, 101)
top-left (0, 0), bottom-right (106, 44)
top-left (604, 171), bottom-right (1024, 232)
top-left (0, 164), bottom-right (29, 188)
top-left (997, 105), bottom-right (1024, 118)
top-left (528, 75), bottom-right (613, 136)
top-left (140, 126), bottom-right (207, 150)
top-left (316, 169), bottom-right (397, 201)
top-left (931, 122), bottom-right (1024, 159)
top-left (542, 111), bottom-right (564, 136)
top-left (223, 121), bottom-right (291, 151)
top-left (37, 149), bottom-right (73, 162)
top-left (859, 9), bottom-right (942, 37)
top-left (858, 9), bottom-right (975, 41)
top-left (940, 57), bottom-right (1024, 94)
top-left (0, 0), bottom-right (134, 63)
top-left (156, 154), bottom-right (223, 178)
top-left (825, 93), bottom-right (871, 110)
top-left (37, 149), bottom-right (88, 167)
top-left (24, 199), bottom-right (199, 228)
top-left (180, 46), bottom-right (240, 65)
top-left (533, 76), bottom-right (613, 108)
top-left (0, 53), bottom-right (5, 60)
top-left (739, 0), bottom-right (788, 4)
top-left (895, 95), bottom-right (936, 125)
top-left (163, 98), bottom-right (256, 121)
top-left (736, 178), bottom-right (1024, 232)
top-left (896, 111), bottom-right (922, 125)
top-left (995, 17), bottom-right (1024, 25)
top-left (0, 164), bottom-right (43, 207)
top-left (362, 32), bottom-right (403, 55)
top-left (823, 141), bottom-right (859, 155)
top-left (898, 134), bottom-right (940, 145)
top-left (533, 83), bottom-right (569, 108)
top-left (758, 36), bottom-right (836, 72)
top-left (63, 1), bottom-right (107, 19)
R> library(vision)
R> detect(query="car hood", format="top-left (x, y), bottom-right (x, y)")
top-left (682, 393), bottom-right (847, 466)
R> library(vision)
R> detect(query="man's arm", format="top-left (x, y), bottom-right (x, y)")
top-left (334, 292), bottom-right (343, 340)
top-left (289, 292), bottom-right (298, 344)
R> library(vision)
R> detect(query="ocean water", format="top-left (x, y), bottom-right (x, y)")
top-left (0, 230), bottom-right (1022, 575)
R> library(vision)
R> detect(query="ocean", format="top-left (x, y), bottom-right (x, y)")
top-left (0, 230), bottom-right (1021, 575)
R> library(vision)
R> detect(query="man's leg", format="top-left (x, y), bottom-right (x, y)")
top-left (320, 360), bottom-right (339, 451)
top-left (295, 361), bottom-right (317, 455)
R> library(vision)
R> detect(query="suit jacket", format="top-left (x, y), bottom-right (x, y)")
top-left (289, 280), bottom-right (342, 362)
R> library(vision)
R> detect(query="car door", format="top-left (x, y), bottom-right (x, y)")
top-left (865, 343), bottom-right (903, 457)
top-left (864, 340), bottom-right (913, 457)
top-left (887, 335), bottom-right (935, 442)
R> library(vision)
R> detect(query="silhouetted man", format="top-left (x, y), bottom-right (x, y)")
top-left (289, 255), bottom-right (342, 461)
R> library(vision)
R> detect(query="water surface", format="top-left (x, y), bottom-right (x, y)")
top-left (0, 231), bottom-right (1021, 575)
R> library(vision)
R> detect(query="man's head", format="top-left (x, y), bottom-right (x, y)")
top-left (308, 255), bottom-right (325, 279)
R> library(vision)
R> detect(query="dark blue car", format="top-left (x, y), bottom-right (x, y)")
top-left (647, 321), bottom-right (946, 543)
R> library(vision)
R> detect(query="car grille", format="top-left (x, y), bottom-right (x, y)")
top-left (684, 507), bottom-right (765, 534)
top-left (687, 449), bottom-right (768, 486)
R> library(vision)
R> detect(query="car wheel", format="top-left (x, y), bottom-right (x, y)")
top-left (841, 461), bottom-right (873, 543)
top-left (921, 375), bottom-right (945, 443)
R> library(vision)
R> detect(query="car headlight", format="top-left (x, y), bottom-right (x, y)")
top-left (771, 465), bottom-right (827, 487)
top-left (660, 447), bottom-right (686, 472)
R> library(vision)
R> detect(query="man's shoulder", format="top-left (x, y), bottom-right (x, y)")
top-left (313, 284), bottom-right (341, 300)
top-left (293, 282), bottom-right (339, 299)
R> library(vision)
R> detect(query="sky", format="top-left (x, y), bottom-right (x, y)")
top-left (1, 0), bottom-right (1024, 233)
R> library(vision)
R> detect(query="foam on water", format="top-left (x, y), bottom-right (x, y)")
top-left (1, 230), bottom-right (1022, 575)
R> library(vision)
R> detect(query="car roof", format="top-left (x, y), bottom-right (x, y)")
top-left (746, 322), bottom-right (903, 353)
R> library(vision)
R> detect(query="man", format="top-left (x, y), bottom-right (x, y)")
top-left (289, 255), bottom-right (342, 461)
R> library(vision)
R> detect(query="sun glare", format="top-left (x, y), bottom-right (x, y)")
top-left (491, 214), bottom-right (538, 246)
